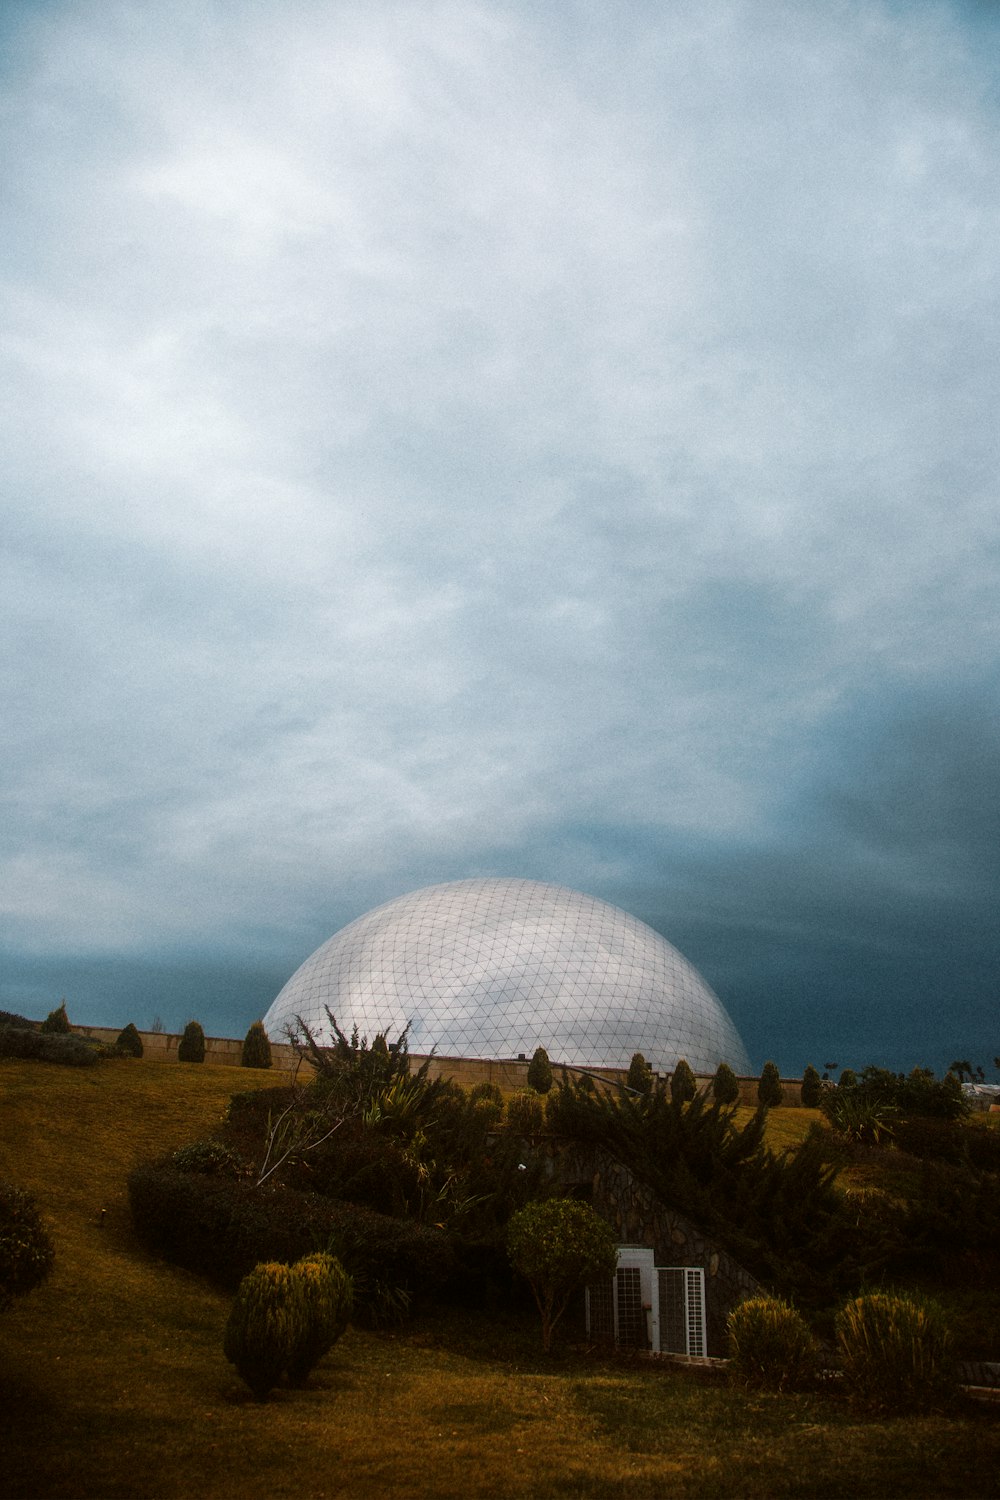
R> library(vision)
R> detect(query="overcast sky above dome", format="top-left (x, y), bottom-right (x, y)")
top-left (2, 1), bottom-right (998, 1075)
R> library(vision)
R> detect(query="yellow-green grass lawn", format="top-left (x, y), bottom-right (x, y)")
top-left (2, 1059), bottom-right (998, 1499)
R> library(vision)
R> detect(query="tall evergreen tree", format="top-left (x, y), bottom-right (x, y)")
top-left (241, 1020), bottom-right (273, 1070)
top-left (178, 1020), bottom-right (206, 1064)
top-left (670, 1057), bottom-right (697, 1103)
top-left (527, 1046), bottom-right (553, 1094)
top-left (758, 1060), bottom-right (784, 1108)
top-left (711, 1061), bottom-right (740, 1106)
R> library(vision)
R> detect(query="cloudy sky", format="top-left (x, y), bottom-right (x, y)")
top-left (3, 0), bottom-right (998, 1075)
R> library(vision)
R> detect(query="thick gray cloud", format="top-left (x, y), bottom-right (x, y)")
top-left (2, 1), bottom-right (998, 1073)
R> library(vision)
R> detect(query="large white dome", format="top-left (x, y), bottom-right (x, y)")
top-left (264, 879), bottom-right (750, 1076)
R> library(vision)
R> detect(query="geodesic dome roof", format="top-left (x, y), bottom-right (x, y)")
top-left (264, 878), bottom-right (750, 1076)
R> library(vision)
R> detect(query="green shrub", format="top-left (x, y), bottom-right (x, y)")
top-left (127, 1162), bottom-right (455, 1320)
top-left (115, 1023), bottom-right (143, 1058)
top-left (757, 1061), bottom-right (784, 1108)
top-left (505, 1089), bottom-right (544, 1137)
top-left (241, 1020), bottom-right (273, 1069)
top-left (670, 1058), bottom-right (696, 1103)
top-left (626, 1052), bottom-right (654, 1095)
top-left (0, 1028), bottom-right (99, 1067)
top-left (726, 1295), bottom-right (818, 1391)
top-left (711, 1061), bottom-right (740, 1106)
top-left (177, 1020), bottom-right (206, 1063)
top-left (0, 1181), bottom-right (55, 1311)
top-left (0, 1011), bottom-right (37, 1030)
top-left (527, 1047), bottom-right (553, 1094)
top-left (171, 1139), bottom-right (248, 1178)
top-left (821, 1088), bottom-right (895, 1145)
top-left (286, 1252), bottom-right (353, 1384)
top-left (800, 1064), bottom-right (823, 1108)
top-left (507, 1198), bottom-right (617, 1351)
top-left (40, 1001), bottom-right (71, 1034)
top-left (838, 1068), bottom-right (857, 1090)
top-left (894, 1116), bottom-right (1000, 1172)
top-left (223, 1261), bottom-right (304, 1400)
top-left (835, 1291), bottom-right (954, 1412)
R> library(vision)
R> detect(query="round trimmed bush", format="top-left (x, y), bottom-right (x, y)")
top-left (726, 1295), bottom-right (818, 1390)
top-left (835, 1291), bottom-right (954, 1413)
top-left (286, 1252), bottom-right (353, 1384)
top-left (0, 1182), bottom-right (55, 1312)
top-left (115, 1022), bottom-right (143, 1058)
top-left (223, 1262), bottom-right (305, 1401)
top-left (505, 1089), bottom-right (544, 1137)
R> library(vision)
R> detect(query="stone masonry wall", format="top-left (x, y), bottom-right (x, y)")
top-left (554, 1143), bottom-right (761, 1356)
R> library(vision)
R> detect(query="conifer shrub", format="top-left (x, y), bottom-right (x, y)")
top-left (757, 1061), bottom-right (784, 1108)
top-left (835, 1291), bottom-right (954, 1413)
top-left (626, 1052), bottom-right (654, 1094)
top-left (526, 1047), bottom-right (553, 1094)
top-left (0, 1182), bottom-right (55, 1311)
top-left (726, 1295), bottom-right (818, 1391)
top-left (838, 1068), bottom-right (857, 1090)
top-left (505, 1089), bottom-right (544, 1137)
top-left (241, 1020), bottom-right (273, 1069)
top-left (40, 1001), bottom-right (71, 1034)
top-left (711, 1061), bottom-right (740, 1106)
top-left (224, 1261), bottom-right (305, 1400)
top-left (177, 1020), bottom-right (206, 1063)
top-left (670, 1057), bottom-right (696, 1103)
top-left (116, 1022), bottom-right (144, 1058)
top-left (800, 1064), bottom-right (822, 1108)
top-left (286, 1252), bottom-right (353, 1384)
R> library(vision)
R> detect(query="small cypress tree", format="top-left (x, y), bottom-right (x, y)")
top-left (670, 1057), bottom-right (696, 1103)
top-left (177, 1019), bottom-right (206, 1064)
top-left (286, 1253), bottom-right (353, 1385)
top-left (223, 1262), bottom-right (304, 1401)
top-left (711, 1060), bottom-right (740, 1106)
top-left (241, 1020), bottom-right (273, 1070)
top-left (758, 1060), bottom-right (784, 1108)
top-left (527, 1046), bottom-right (553, 1094)
top-left (115, 1022), bottom-right (143, 1058)
top-left (838, 1068), bottom-right (858, 1090)
top-left (800, 1064), bottom-right (822, 1108)
top-left (627, 1052), bottom-right (654, 1095)
top-left (40, 1001), bottom-right (71, 1035)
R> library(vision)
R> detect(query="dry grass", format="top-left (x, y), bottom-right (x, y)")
top-left (1, 1058), bottom-right (998, 1500)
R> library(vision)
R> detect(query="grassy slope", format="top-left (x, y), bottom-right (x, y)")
top-left (1, 1059), bottom-right (998, 1500)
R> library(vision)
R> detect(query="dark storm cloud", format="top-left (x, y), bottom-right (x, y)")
top-left (2, 1), bottom-right (998, 1071)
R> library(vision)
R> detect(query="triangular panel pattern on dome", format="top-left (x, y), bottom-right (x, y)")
top-left (263, 879), bottom-right (750, 1075)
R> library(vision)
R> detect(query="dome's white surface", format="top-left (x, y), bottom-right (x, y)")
top-left (264, 878), bottom-right (750, 1076)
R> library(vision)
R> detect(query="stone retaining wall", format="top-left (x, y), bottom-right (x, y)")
top-left (554, 1142), bottom-right (761, 1355)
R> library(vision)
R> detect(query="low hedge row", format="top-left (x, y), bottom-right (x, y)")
top-left (0, 1028), bottom-right (100, 1067)
top-left (127, 1162), bottom-right (456, 1321)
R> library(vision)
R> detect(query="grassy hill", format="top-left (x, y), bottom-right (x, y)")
top-left (1, 1057), bottom-right (998, 1499)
